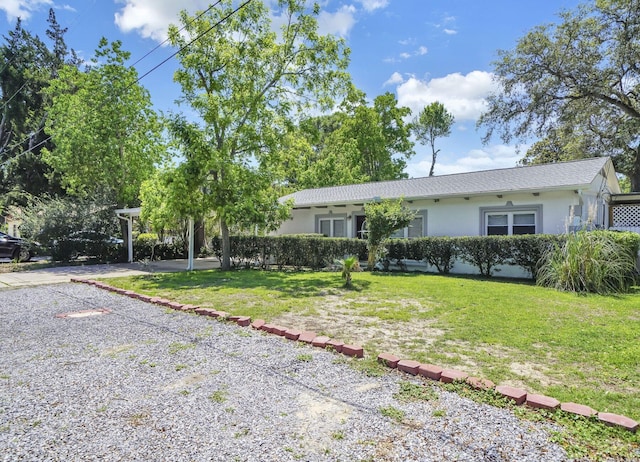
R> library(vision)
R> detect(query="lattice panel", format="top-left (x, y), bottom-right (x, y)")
top-left (612, 204), bottom-right (640, 227)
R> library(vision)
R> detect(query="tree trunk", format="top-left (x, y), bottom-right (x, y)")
top-left (119, 218), bottom-right (129, 262)
top-left (220, 217), bottom-right (231, 271)
top-left (195, 219), bottom-right (205, 254)
top-left (631, 148), bottom-right (640, 192)
top-left (367, 244), bottom-right (377, 270)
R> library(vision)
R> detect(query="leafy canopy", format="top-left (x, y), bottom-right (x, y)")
top-left (478, 0), bottom-right (640, 190)
top-left (412, 101), bottom-right (455, 177)
top-left (165, 0), bottom-right (350, 270)
top-left (286, 89), bottom-right (414, 189)
top-left (364, 198), bottom-right (415, 268)
top-left (43, 38), bottom-right (164, 207)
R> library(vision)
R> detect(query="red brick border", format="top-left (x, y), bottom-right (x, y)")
top-left (74, 277), bottom-right (640, 433)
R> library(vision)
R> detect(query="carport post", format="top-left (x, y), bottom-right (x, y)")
top-left (127, 215), bottom-right (133, 263)
top-left (115, 207), bottom-right (140, 264)
top-left (187, 217), bottom-right (194, 271)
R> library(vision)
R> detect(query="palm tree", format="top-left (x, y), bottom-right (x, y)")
top-left (336, 255), bottom-right (361, 288)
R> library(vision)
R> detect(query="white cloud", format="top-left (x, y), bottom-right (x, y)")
top-left (114, 0), bottom-right (211, 42)
top-left (317, 4), bottom-right (356, 37)
top-left (399, 52), bottom-right (411, 59)
top-left (0, 0), bottom-right (52, 21)
top-left (396, 70), bottom-right (497, 121)
top-left (416, 45), bottom-right (427, 55)
top-left (406, 144), bottom-right (524, 177)
top-left (113, 1), bottom-right (362, 43)
top-left (383, 71), bottom-right (404, 87)
top-left (443, 28), bottom-right (457, 35)
top-left (356, 0), bottom-right (389, 12)
top-left (398, 38), bottom-right (416, 46)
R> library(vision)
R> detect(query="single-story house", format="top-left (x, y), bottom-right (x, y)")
top-left (277, 157), bottom-right (622, 276)
top-left (1, 211), bottom-right (22, 238)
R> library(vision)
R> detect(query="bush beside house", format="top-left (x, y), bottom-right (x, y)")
top-left (213, 232), bottom-right (639, 293)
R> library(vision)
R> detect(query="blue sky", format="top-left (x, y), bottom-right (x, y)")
top-left (1, 0), bottom-right (583, 177)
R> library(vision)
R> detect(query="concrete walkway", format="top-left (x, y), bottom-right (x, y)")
top-left (0, 258), bottom-right (220, 288)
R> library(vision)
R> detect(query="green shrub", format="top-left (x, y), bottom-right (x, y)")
top-left (211, 235), bottom-right (367, 270)
top-left (418, 237), bottom-right (460, 273)
top-left (133, 234), bottom-right (185, 261)
top-left (20, 196), bottom-right (122, 262)
top-left (507, 234), bottom-right (565, 279)
top-left (457, 235), bottom-right (512, 277)
top-left (537, 230), bottom-right (639, 294)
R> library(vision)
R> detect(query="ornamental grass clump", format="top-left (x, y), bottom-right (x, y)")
top-left (536, 231), bottom-right (638, 294)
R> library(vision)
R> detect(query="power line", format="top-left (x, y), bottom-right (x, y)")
top-left (1, 0), bottom-right (255, 167)
top-left (129, 1), bottom-right (223, 69)
top-left (0, 81), bottom-right (27, 112)
top-left (136, 0), bottom-right (254, 84)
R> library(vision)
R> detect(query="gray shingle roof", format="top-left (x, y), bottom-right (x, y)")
top-left (281, 157), bottom-right (612, 207)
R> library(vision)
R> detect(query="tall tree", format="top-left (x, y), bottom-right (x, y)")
top-left (168, 0), bottom-right (350, 270)
top-left (412, 101), bottom-right (455, 177)
top-left (43, 38), bottom-right (164, 208)
top-left (478, 0), bottom-right (640, 190)
top-left (42, 38), bottom-right (165, 245)
top-left (0, 10), bottom-right (78, 206)
top-left (287, 90), bottom-right (414, 189)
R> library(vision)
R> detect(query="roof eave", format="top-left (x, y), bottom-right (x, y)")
top-left (289, 184), bottom-right (591, 208)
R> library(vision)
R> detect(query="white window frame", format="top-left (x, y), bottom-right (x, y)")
top-left (390, 210), bottom-right (428, 239)
top-left (479, 205), bottom-right (542, 236)
top-left (315, 214), bottom-right (347, 237)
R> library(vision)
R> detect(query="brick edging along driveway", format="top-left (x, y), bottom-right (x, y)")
top-left (72, 277), bottom-right (638, 434)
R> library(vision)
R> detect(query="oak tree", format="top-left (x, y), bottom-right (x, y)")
top-left (478, 0), bottom-right (640, 190)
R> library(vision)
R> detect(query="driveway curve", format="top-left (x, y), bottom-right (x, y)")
top-left (1, 283), bottom-right (568, 461)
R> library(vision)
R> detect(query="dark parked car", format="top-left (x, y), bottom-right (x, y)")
top-left (0, 231), bottom-right (32, 262)
top-left (51, 231), bottom-right (123, 260)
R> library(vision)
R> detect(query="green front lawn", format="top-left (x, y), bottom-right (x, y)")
top-left (104, 269), bottom-right (640, 457)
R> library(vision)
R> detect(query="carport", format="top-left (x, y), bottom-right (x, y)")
top-left (116, 207), bottom-right (196, 270)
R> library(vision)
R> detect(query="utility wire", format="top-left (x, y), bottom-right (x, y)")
top-left (0, 81), bottom-right (27, 112)
top-left (1, 0), bottom-right (254, 166)
top-left (135, 0), bottom-right (253, 84)
top-left (128, 0), bottom-right (223, 68)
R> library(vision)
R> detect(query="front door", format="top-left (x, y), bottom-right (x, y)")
top-left (355, 215), bottom-right (367, 239)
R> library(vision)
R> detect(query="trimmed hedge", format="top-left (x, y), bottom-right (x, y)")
top-left (211, 235), bottom-right (367, 270)
top-left (386, 234), bottom-right (565, 278)
top-left (211, 232), bottom-right (639, 282)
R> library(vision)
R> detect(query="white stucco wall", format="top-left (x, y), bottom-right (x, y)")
top-left (277, 189), bottom-right (586, 238)
top-left (275, 186), bottom-right (620, 279)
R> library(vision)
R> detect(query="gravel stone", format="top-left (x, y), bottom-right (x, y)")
top-left (0, 284), bottom-right (569, 461)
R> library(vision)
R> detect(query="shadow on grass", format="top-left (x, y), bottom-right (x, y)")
top-left (369, 269), bottom-right (536, 286)
top-left (127, 268), bottom-right (372, 298)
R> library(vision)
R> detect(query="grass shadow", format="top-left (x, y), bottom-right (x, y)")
top-left (123, 268), bottom-right (371, 298)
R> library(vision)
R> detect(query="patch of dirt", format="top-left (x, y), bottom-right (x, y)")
top-left (295, 392), bottom-right (352, 452)
top-left (163, 373), bottom-right (207, 391)
top-left (507, 362), bottom-right (562, 389)
top-left (101, 344), bottom-right (135, 356)
top-left (271, 297), bottom-right (444, 356)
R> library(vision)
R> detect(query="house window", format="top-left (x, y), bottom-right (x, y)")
top-left (485, 211), bottom-right (537, 235)
top-left (390, 211), bottom-right (427, 239)
top-left (317, 215), bottom-right (346, 237)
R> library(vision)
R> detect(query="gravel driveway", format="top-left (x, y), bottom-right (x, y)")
top-left (1, 283), bottom-right (568, 461)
